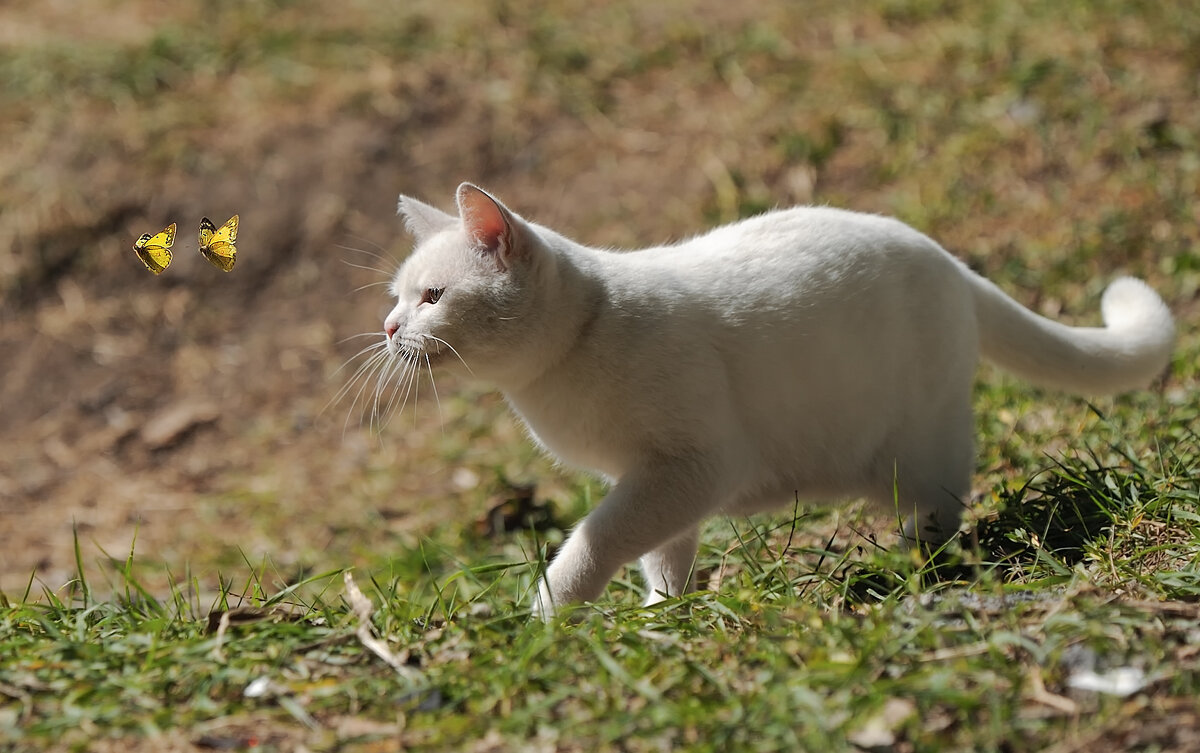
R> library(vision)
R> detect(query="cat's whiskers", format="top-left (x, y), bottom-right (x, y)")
top-left (334, 239), bottom-right (401, 269)
top-left (364, 352), bottom-right (391, 427)
top-left (337, 332), bottom-right (389, 345)
top-left (425, 335), bottom-right (473, 375)
top-left (373, 354), bottom-right (411, 429)
top-left (410, 354), bottom-right (421, 429)
top-left (356, 349), bottom-right (395, 413)
top-left (352, 280), bottom-right (395, 293)
top-left (340, 259), bottom-right (396, 279)
top-left (359, 354), bottom-right (395, 434)
top-left (335, 235), bottom-right (396, 259)
top-left (331, 338), bottom-right (389, 379)
top-left (425, 353), bottom-right (445, 435)
top-left (336, 345), bottom-right (389, 400)
top-left (369, 358), bottom-right (395, 429)
top-left (383, 354), bottom-right (421, 430)
top-left (390, 356), bottom-right (419, 422)
top-left (334, 345), bottom-right (392, 437)
top-left (325, 336), bottom-right (388, 426)
top-left (336, 326), bottom-right (458, 436)
top-left (336, 240), bottom-right (402, 308)
top-left (380, 339), bottom-right (430, 429)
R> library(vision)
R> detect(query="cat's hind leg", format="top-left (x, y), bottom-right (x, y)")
top-left (640, 525), bottom-right (699, 606)
top-left (899, 477), bottom-right (969, 546)
top-left (891, 399), bottom-right (975, 546)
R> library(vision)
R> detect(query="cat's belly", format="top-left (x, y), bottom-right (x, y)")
top-left (720, 476), bottom-right (868, 516)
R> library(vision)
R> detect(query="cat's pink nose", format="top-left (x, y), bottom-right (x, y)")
top-left (385, 322), bottom-right (399, 340)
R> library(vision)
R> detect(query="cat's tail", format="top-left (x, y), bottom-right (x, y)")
top-left (970, 274), bottom-right (1174, 395)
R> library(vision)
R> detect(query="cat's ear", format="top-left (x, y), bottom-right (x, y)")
top-left (398, 195), bottom-right (456, 243)
top-left (456, 183), bottom-right (520, 271)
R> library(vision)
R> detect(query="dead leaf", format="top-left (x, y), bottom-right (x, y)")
top-left (140, 401), bottom-right (220, 450)
top-left (847, 697), bottom-right (916, 750)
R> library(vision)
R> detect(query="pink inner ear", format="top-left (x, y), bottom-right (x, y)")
top-left (459, 186), bottom-right (509, 255)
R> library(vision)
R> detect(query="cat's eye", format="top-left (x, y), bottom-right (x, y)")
top-left (422, 287), bottom-right (445, 305)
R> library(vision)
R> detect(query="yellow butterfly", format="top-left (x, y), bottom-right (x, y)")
top-left (198, 215), bottom-right (239, 272)
top-left (132, 223), bottom-right (176, 275)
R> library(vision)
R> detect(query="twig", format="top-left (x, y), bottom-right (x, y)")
top-left (344, 571), bottom-right (420, 680)
top-left (210, 610), bottom-right (232, 662)
top-left (1027, 666), bottom-right (1079, 715)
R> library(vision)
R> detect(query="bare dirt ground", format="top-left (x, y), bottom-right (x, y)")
top-left (2, 0), bottom-right (1197, 602)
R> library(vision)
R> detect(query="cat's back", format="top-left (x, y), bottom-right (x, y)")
top-left (688, 205), bottom-right (937, 265)
top-left (591, 205), bottom-right (954, 305)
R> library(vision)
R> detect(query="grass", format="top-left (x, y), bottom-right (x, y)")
top-left (3, 0), bottom-right (1200, 750)
top-left (4, 425), bottom-right (1200, 751)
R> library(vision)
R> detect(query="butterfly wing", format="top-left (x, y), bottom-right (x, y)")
top-left (133, 223), bottom-right (176, 275)
top-left (198, 215), bottom-right (238, 272)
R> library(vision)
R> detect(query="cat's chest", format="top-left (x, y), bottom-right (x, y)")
top-left (504, 380), bottom-right (640, 479)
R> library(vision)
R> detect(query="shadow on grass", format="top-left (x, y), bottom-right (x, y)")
top-left (835, 447), bottom-right (1188, 605)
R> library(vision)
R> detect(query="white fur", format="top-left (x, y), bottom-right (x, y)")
top-left (384, 183), bottom-right (1175, 619)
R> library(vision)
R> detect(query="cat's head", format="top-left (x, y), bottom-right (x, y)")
top-left (385, 183), bottom-right (551, 385)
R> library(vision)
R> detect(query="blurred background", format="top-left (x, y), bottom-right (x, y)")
top-left (1, 0), bottom-right (1197, 597)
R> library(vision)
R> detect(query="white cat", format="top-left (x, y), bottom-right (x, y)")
top-left (381, 183), bottom-right (1174, 619)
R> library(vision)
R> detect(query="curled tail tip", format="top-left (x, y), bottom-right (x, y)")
top-left (1101, 276), bottom-right (1173, 332)
top-left (1101, 276), bottom-right (1175, 383)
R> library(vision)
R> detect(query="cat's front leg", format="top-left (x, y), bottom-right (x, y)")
top-left (531, 461), bottom-right (717, 621)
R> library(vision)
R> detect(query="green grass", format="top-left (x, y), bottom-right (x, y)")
top-left (4, 426), bottom-right (1200, 751)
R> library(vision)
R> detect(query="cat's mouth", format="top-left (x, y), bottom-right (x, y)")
top-left (387, 335), bottom-right (446, 365)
